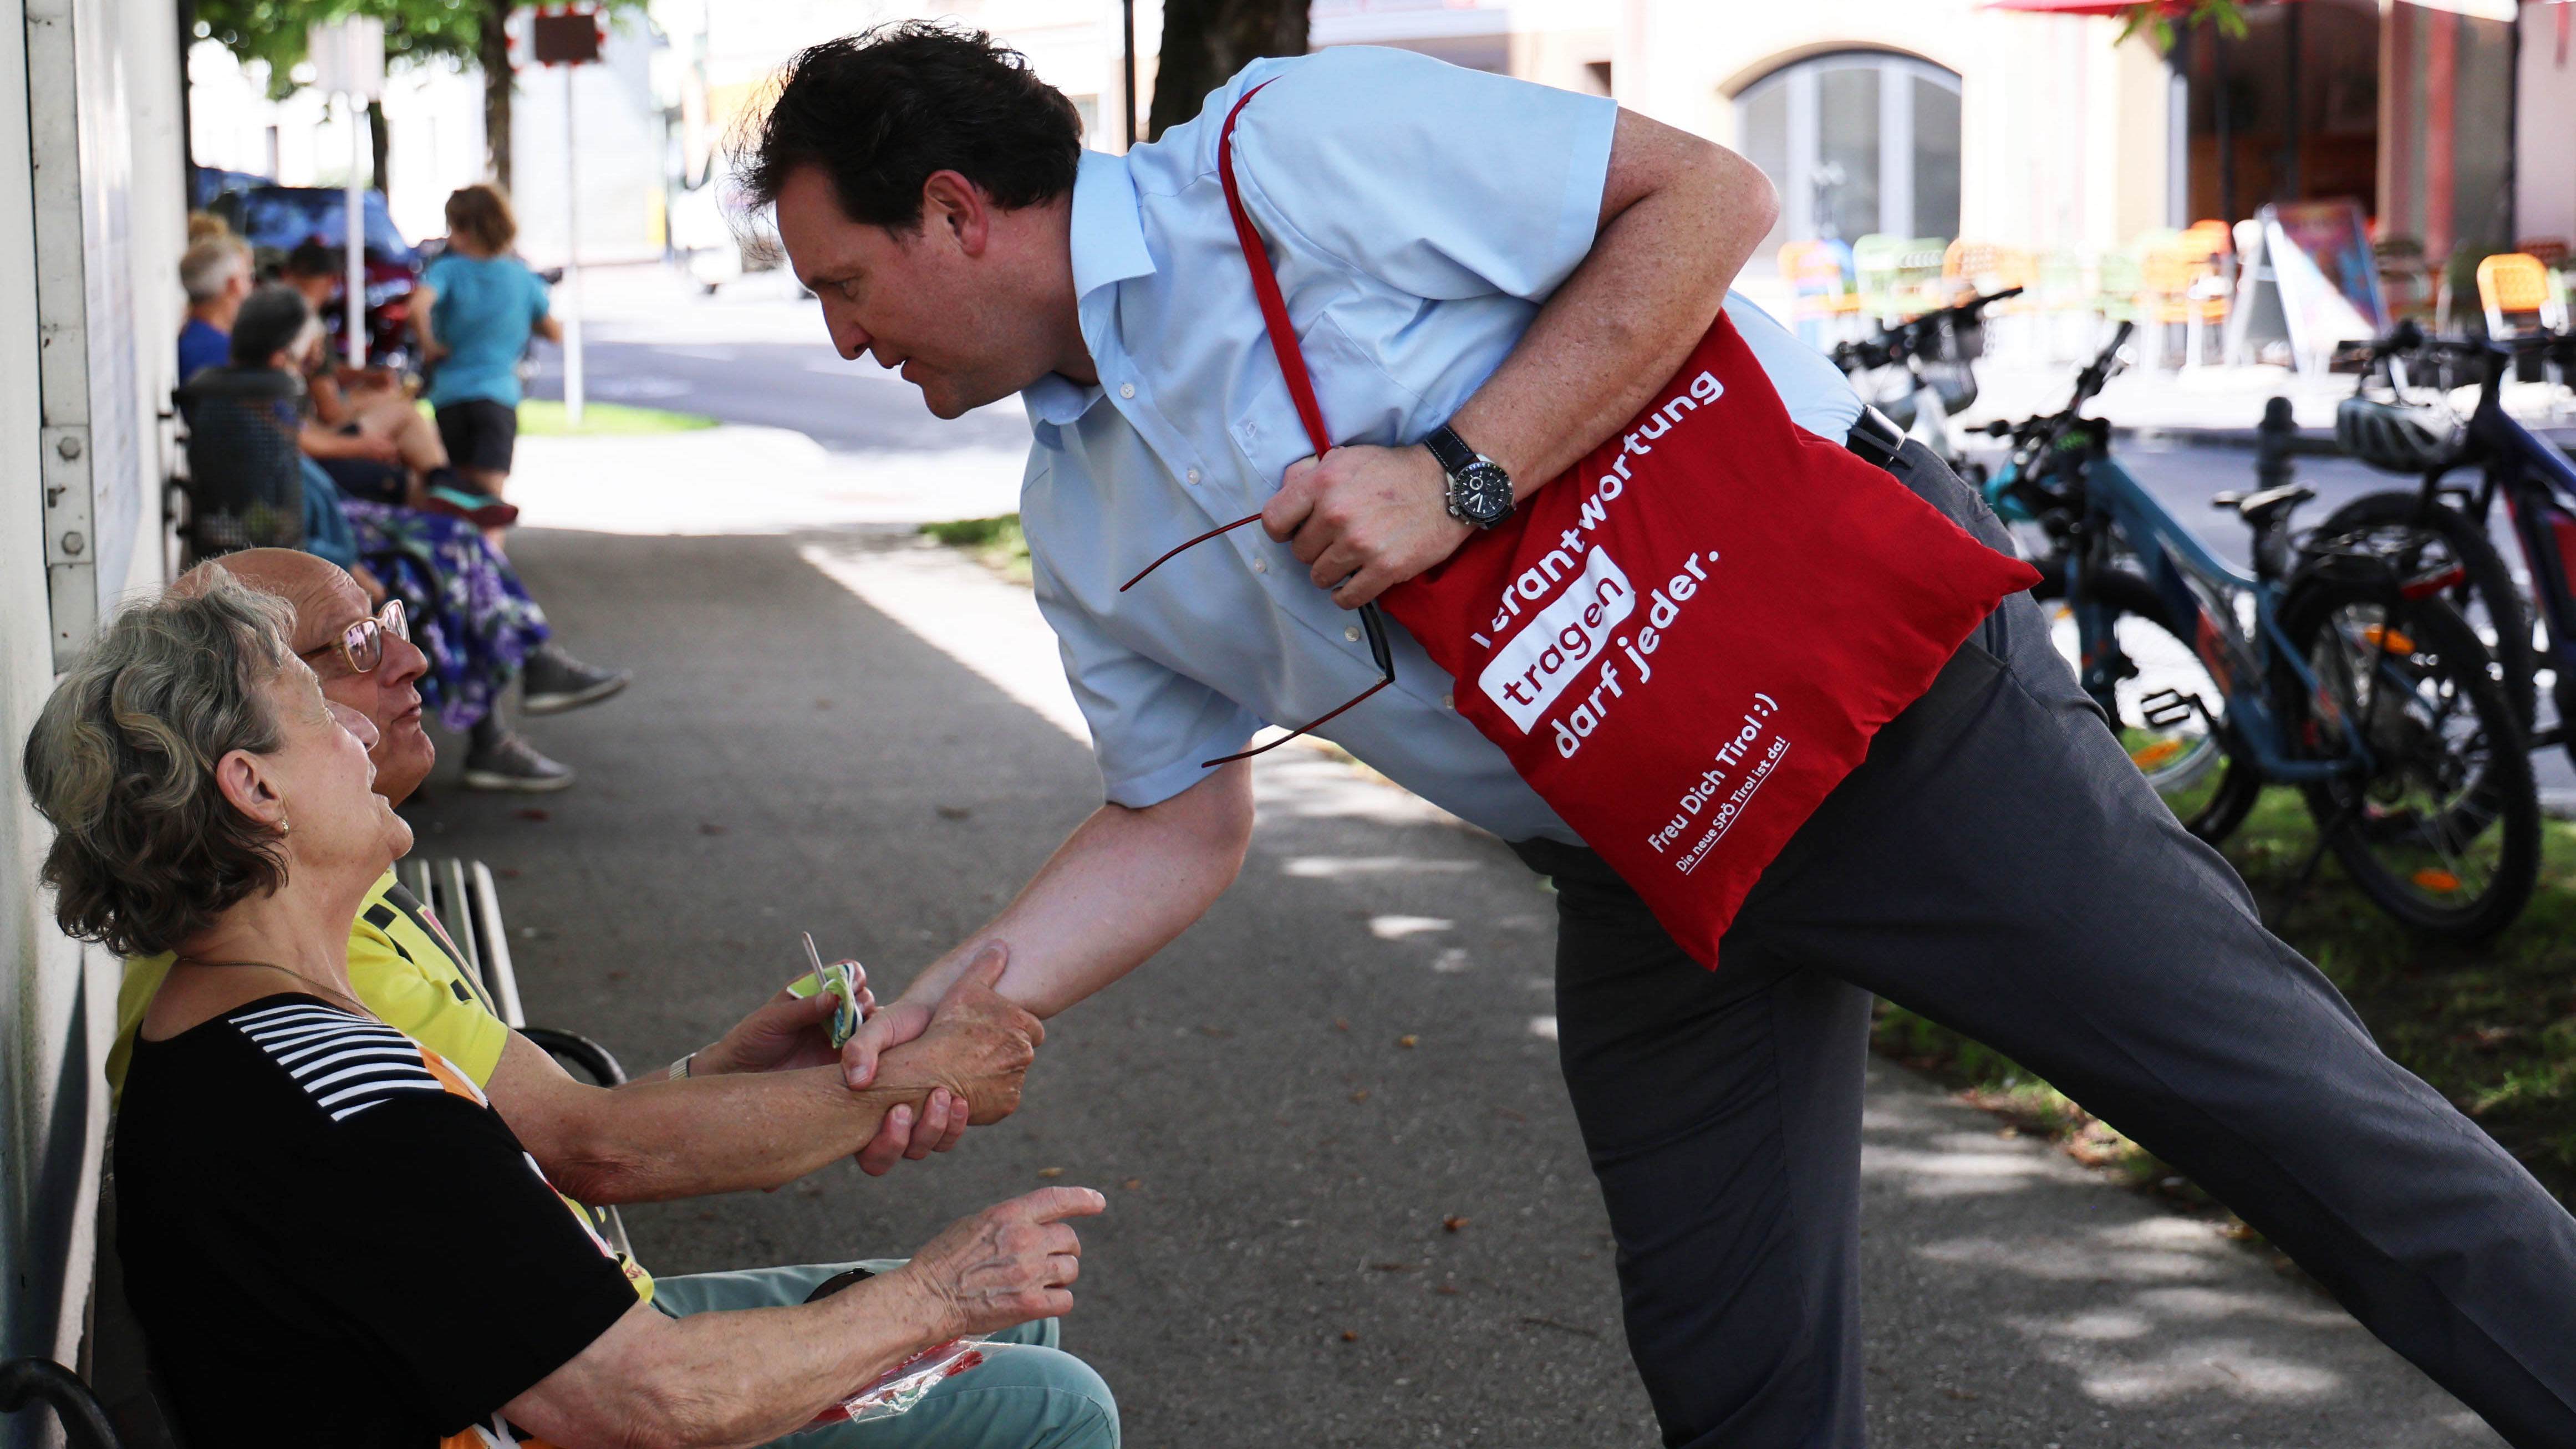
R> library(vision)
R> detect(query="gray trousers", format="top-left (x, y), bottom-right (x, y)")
top-left (1511, 441), bottom-right (2576, 1449)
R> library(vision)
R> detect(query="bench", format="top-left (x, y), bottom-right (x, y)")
top-left (396, 857), bottom-right (638, 1262)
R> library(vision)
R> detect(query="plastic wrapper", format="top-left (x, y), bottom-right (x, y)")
top-left (805, 1338), bottom-right (990, 1426)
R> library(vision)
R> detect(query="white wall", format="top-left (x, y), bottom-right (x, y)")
top-left (2519, 1), bottom-right (2576, 248)
top-left (2, 0), bottom-right (183, 1406)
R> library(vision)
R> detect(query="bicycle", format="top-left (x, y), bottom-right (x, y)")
top-left (1831, 287), bottom-right (2022, 486)
top-left (2305, 323), bottom-right (2576, 753)
top-left (1982, 322), bottom-right (2540, 939)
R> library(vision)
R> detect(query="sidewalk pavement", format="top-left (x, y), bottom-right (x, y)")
top-left (404, 511), bottom-right (2508, 1447)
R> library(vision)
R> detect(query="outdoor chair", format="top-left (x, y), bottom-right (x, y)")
top-left (395, 857), bottom-right (638, 1261)
top-left (1852, 234), bottom-right (1911, 323)
top-left (2478, 252), bottom-right (2570, 400)
top-left (1780, 239), bottom-right (1862, 347)
top-left (2376, 236), bottom-right (2436, 323)
top-left (174, 368), bottom-right (304, 563)
top-left (2140, 228), bottom-right (2231, 370)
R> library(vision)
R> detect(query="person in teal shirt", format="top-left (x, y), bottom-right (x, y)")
top-left (415, 183), bottom-right (558, 530)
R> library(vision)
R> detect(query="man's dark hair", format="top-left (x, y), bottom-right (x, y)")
top-left (230, 285), bottom-right (311, 366)
top-left (744, 22), bottom-right (1083, 232)
top-left (283, 239), bottom-right (342, 278)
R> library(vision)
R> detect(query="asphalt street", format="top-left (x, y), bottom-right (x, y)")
top-left (393, 525), bottom-right (2504, 1448)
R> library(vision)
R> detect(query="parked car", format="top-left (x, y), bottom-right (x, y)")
top-left (668, 159), bottom-right (782, 294)
top-left (206, 184), bottom-right (422, 367)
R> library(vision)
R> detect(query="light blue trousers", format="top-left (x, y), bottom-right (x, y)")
top-left (649, 1261), bottom-right (1119, 1449)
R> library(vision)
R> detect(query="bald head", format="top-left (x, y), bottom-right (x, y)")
top-left (213, 549), bottom-right (361, 655)
top-left (210, 550), bottom-right (437, 806)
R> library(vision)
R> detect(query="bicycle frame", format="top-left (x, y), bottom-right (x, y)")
top-left (2417, 350), bottom-right (2576, 682)
top-left (1994, 435), bottom-right (2357, 784)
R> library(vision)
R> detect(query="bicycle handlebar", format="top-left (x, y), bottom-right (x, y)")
top-left (1829, 288), bottom-right (2028, 375)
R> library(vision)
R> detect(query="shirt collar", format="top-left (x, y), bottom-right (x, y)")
top-left (1022, 151), bottom-right (1158, 430)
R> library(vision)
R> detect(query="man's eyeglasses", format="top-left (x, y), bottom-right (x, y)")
top-left (298, 598), bottom-right (409, 675)
top-left (1122, 513), bottom-right (1395, 768)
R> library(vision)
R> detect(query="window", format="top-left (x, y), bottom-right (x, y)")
top-left (1735, 52), bottom-right (1963, 266)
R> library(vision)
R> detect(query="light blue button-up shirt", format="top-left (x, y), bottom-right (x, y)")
top-left (1021, 47), bottom-right (1861, 844)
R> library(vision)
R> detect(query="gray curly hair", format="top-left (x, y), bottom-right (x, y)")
top-left (22, 567), bottom-right (299, 958)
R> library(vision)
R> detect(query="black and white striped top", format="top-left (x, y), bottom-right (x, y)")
top-left (233, 1000), bottom-right (452, 1122)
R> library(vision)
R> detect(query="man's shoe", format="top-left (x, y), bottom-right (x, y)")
top-left (460, 733), bottom-right (576, 792)
top-left (521, 645), bottom-right (630, 716)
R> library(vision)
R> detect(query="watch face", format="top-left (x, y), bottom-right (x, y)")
top-left (1455, 461), bottom-right (1514, 524)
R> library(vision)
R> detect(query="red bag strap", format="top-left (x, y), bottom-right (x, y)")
top-left (1217, 81), bottom-right (1335, 459)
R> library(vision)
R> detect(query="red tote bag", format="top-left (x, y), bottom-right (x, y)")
top-left (1209, 88), bottom-right (2039, 967)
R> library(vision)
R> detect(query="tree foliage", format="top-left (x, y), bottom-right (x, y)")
top-left (2115, 0), bottom-right (2249, 52)
top-left (1146, 0), bottom-right (1306, 140)
top-left (194, 0), bottom-right (487, 100)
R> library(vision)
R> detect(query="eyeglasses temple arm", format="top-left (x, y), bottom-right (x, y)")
top-left (1120, 513), bottom-right (1269, 592)
top-left (1199, 673), bottom-right (1397, 768)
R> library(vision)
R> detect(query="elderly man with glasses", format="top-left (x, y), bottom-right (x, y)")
top-left (102, 548), bottom-right (1124, 1449)
top-left (752, 26), bottom-right (2576, 1449)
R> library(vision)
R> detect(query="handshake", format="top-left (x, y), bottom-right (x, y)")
top-left (695, 941), bottom-right (1045, 1176)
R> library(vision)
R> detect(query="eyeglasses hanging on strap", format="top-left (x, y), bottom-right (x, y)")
top-left (1119, 518), bottom-right (1396, 769)
top-left (1117, 78), bottom-right (1397, 771)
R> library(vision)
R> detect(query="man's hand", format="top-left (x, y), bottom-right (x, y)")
top-left (889, 1186), bottom-right (1105, 1338)
top-left (694, 965), bottom-right (879, 1077)
top-left (1262, 444), bottom-right (1474, 609)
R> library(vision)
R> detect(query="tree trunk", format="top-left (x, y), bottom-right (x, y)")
top-left (478, 1), bottom-right (513, 191)
top-left (368, 101), bottom-right (390, 194)
top-left (1145, 0), bottom-right (1307, 140)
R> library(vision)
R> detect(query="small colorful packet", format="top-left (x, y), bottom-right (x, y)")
top-left (805, 1338), bottom-right (990, 1425)
top-left (788, 931), bottom-right (864, 1049)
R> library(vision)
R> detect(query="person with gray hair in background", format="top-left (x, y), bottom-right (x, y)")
top-left (177, 227), bottom-right (253, 384)
top-left (24, 569), bottom-right (1117, 1449)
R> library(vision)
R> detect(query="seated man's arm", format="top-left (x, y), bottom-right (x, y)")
top-left (487, 953), bottom-right (1038, 1204)
top-left (839, 759), bottom-right (1255, 1086)
top-left (503, 1186), bottom-right (1103, 1449)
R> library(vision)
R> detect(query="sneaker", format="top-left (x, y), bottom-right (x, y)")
top-left (460, 733), bottom-right (576, 792)
top-left (425, 484), bottom-right (520, 530)
top-left (521, 645), bottom-right (631, 716)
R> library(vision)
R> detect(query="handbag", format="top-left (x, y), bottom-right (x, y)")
top-left (1205, 86), bottom-right (2040, 966)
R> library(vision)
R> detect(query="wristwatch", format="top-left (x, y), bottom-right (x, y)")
top-left (1424, 424), bottom-right (1515, 529)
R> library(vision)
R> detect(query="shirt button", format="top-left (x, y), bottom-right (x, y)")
top-left (1442, 691), bottom-right (1455, 709)
top-left (1253, 558), bottom-right (1269, 574)
top-left (1118, 382), bottom-right (1136, 399)
top-left (1344, 626), bottom-right (1361, 642)
top-left (1185, 468), bottom-right (1200, 484)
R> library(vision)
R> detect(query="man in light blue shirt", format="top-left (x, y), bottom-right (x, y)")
top-left (753, 26), bottom-right (2576, 1446)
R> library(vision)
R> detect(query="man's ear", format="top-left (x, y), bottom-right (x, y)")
top-left (213, 748), bottom-right (286, 831)
top-left (920, 170), bottom-right (992, 258)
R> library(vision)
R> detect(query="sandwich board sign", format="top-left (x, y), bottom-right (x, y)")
top-left (2225, 199), bottom-right (2386, 375)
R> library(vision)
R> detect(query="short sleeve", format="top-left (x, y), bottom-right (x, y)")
top-left (318, 1093), bottom-right (638, 1429)
top-left (1226, 48), bottom-right (1616, 304)
top-left (348, 919), bottom-right (512, 1088)
top-left (419, 254), bottom-right (452, 294)
top-left (525, 264), bottom-right (551, 319)
top-left (1030, 551), bottom-right (1261, 809)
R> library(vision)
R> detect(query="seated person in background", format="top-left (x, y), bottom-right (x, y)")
top-left (279, 238), bottom-right (459, 510)
top-left (38, 572), bottom-right (1119, 1449)
top-left (225, 286), bottom-right (629, 790)
top-left (177, 229), bottom-right (252, 385)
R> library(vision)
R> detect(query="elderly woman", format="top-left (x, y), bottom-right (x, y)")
top-left (25, 573), bottom-right (1114, 1448)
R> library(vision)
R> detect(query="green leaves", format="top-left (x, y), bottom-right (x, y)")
top-left (194, 0), bottom-right (640, 101)
top-left (2113, 0), bottom-right (2250, 53)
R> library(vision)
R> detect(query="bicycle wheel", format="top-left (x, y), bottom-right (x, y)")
top-left (2277, 580), bottom-right (2538, 940)
top-left (2309, 489), bottom-right (2535, 730)
top-left (2033, 568), bottom-right (2262, 843)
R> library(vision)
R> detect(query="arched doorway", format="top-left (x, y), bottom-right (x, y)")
top-left (1735, 50), bottom-right (1963, 266)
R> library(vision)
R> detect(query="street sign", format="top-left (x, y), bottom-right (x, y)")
top-left (309, 18), bottom-right (384, 100)
top-left (533, 8), bottom-right (603, 65)
top-left (311, 19), bottom-right (385, 368)
top-left (533, 6), bottom-right (604, 421)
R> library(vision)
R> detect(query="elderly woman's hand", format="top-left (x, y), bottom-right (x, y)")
top-left (875, 946), bottom-right (1042, 1127)
top-left (891, 1186), bottom-right (1105, 1338)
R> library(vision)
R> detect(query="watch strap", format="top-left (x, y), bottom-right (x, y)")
top-left (1423, 424), bottom-right (1479, 478)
